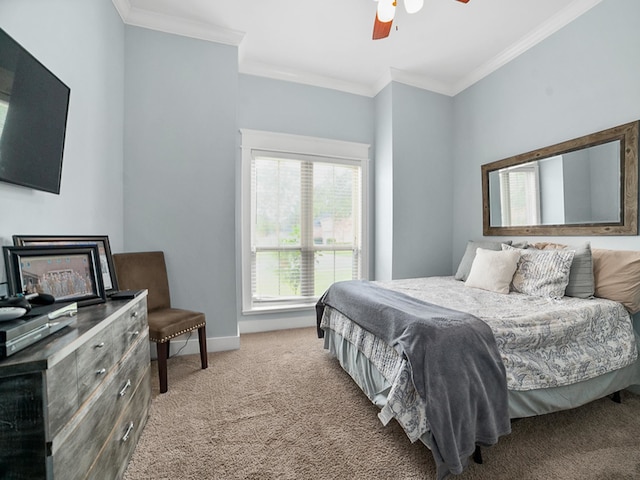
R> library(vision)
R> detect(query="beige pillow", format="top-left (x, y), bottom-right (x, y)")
top-left (592, 248), bottom-right (640, 313)
top-left (465, 248), bottom-right (521, 294)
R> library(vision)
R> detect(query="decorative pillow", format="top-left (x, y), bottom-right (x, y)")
top-left (502, 245), bottom-right (574, 298)
top-left (592, 248), bottom-right (640, 314)
top-left (531, 242), bottom-right (594, 299)
top-left (465, 248), bottom-right (521, 294)
top-left (454, 240), bottom-right (513, 281)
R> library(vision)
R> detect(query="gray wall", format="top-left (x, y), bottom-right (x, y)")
top-left (0, 0), bottom-right (125, 287)
top-left (123, 26), bottom-right (239, 339)
top-left (375, 82), bottom-right (454, 282)
top-left (2, 0), bottom-right (640, 344)
top-left (451, 0), bottom-right (640, 265)
top-left (589, 142), bottom-right (620, 222)
top-left (374, 84), bottom-right (394, 281)
top-left (390, 82), bottom-right (454, 279)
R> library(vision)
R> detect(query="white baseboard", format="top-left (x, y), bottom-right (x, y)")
top-left (239, 315), bottom-right (315, 333)
top-left (150, 316), bottom-right (316, 359)
top-left (149, 331), bottom-right (240, 359)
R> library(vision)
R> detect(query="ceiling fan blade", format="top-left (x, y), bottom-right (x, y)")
top-left (373, 14), bottom-right (393, 40)
top-left (456, 0), bottom-right (470, 3)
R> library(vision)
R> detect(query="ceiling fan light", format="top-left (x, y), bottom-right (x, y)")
top-left (377, 0), bottom-right (396, 23)
top-left (404, 0), bottom-right (423, 14)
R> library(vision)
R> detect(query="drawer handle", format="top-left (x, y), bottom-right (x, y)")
top-left (96, 368), bottom-right (106, 376)
top-left (131, 311), bottom-right (138, 318)
top-left (95, 342), bottom-right (105, 348)
top-left (119, 379), bottom-right (132, 397)
top-left (132, 330), bottom-right (140, 337)
top-left (122, 422), bottom-right (134, 442)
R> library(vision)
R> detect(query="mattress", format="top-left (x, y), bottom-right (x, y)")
top-left (319, 276), bottom-right (640, 443)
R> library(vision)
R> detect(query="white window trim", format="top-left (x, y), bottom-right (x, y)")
top-left (240, 129), bottom-right (370, 314)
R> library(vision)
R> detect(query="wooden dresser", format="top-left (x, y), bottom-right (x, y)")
top-left (0, 293), bottom-right (151, 480)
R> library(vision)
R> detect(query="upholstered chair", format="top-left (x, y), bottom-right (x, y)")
top-left (112, 251), bottom-right (208, 393)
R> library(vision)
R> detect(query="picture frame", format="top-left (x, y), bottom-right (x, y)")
top-left (13, 235), bottom-right (118, 294)
top-left (3, 244), bottom-right (107, 307)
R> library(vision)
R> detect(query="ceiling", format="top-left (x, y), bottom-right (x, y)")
top-left (113, 0), bottom-right (602, 97)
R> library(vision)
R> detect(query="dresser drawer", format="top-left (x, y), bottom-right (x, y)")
top-left (112, 298), bottom-right (148, 361)
top-left (0, 372), bottom-right (47, 479)
top-left (76, 324), bottom-right (116, 404)
top-left (52, 331), bottom-right (150, 480)
top-left (86, 367), bottom-right (151, 480)
top-left (46, 353), bottom-right (79, 439)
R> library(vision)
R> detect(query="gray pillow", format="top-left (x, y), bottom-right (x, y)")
top-left (503, 245), bottom-right (575, 298)
top-left (454, 240), bottom-right (513, 281)
top-left (531, 241), bottom-right (595, 299)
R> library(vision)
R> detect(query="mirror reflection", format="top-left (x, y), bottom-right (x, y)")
top-left (489, 140), bottom-right (621, 227)
top-left (482, 121), bottom-right (638, 236)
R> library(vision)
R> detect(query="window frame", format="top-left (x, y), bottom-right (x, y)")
top-left (498, 163), bottom-right (541, 227)
top-left (240, 129), bottom-right (370, 314)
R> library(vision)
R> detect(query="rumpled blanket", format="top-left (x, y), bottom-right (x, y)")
top-left (316, 280), bottom-right (511, 479)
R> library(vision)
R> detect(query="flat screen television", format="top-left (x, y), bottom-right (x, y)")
top-left (0, 28), bottom-right (70, 195)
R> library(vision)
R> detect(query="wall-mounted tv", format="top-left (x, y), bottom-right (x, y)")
top-left (0, 28), bottom-right (70, 195)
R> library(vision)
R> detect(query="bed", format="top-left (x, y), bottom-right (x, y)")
top-left (316, 241), bottom-right (640, 479)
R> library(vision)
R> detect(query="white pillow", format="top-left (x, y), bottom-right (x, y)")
top-left (465, 248), bottom-right (521, 294)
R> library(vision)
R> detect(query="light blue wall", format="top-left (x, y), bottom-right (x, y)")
top-left (452, 0), bottom-right (640, 267)
top-left (123, 26), bottom-right (239, 338)
top-left (391, 83), bottom-right (453, 278)
top-left (374, 83), bottom-right (454, 281)
top-left (374, 84), bottom-right (393, 281)
top-left (238, 74), bottom-right (374, 143)
top-left (3, 0), bottom-right (639, 342)
top-left (0, 0), bottom-right (125, 288)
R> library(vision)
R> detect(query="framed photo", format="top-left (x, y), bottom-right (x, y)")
top-left (3, 245), bottom-right (107, 307)
top-left (13, 235), bottom-right (118, 293)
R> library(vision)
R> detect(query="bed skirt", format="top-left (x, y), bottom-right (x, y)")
top-left (322, 312), bottom-right (640, 432)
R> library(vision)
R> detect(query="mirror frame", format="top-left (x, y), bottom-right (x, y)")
top-left (482, 121), bottom-right (639, 236)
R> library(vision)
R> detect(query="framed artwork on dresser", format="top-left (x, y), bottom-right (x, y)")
top-left (3, 244), bottom-right (107, 306)
top-left (12, 235), bottom-right (118, 293)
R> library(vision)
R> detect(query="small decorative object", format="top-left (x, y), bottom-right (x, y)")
top-left (3, 244), bottom-right (106, 307)
top-left (12, 235), bottom-right (118, 294)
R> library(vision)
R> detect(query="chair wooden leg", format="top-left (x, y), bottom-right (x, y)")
top-left (198, 326), bottom-right (208, 369)
top-left (166, 339), bottom-right (171, 359)
top-left (156, 342), bottom-right (169, 393)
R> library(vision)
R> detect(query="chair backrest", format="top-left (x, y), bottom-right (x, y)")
top-left (113, 251), bottom-right (171, 312)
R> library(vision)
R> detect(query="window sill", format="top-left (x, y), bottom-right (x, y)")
top-left (242, 303), bottom-right (317, 316)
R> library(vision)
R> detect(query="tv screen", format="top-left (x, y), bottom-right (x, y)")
top-left (0, 28), bottom-right (70, 195)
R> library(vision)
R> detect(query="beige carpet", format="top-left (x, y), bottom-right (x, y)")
top-left (124, 327), bottom-right (640, 480)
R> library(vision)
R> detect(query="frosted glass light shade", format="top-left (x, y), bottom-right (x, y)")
top-left (377, 0), bottom-right (396, 22)
top-left (404, 0), bottom-right (424, 14)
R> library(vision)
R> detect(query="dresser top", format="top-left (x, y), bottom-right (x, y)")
top-left (0, 293), bottom-right (147, 376)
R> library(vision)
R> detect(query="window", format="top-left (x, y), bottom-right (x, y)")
top-left (499, 163), bottom-right (541, 226)
top-left (241, 130), bottom-right (369, 313)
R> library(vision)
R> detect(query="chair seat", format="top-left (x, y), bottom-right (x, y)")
top-left (148, 308), bottom-right (206, 343)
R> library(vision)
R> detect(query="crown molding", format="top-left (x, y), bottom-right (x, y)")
top-left (112, 0), bottom-right (602, 98)
top-left (239, 61), bottom-right (377, 97)
top-left (450, 0), bottom-right (603, 95)
top-left (111, 0), bottom-right (131, 21)
top-left (111, 0), bottom-right (244, 46)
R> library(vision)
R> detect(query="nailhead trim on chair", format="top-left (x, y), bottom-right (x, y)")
top-left (149, 322), bottom-right (206, 343)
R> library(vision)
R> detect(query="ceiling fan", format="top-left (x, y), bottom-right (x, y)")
top-left (373, 0), bottom-right (470, 40)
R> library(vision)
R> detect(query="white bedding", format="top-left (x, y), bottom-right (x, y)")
top-left (319, 276), bottom-right (639, 444)
top-left (376, 276), bottom-right (638, 390)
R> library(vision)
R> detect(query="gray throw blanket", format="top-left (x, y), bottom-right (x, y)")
top-left (316, 280), bottom-right (511, 479)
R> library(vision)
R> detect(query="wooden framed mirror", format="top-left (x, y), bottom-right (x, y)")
top-left (482, 121), bottom-right (639, 236)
